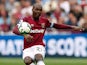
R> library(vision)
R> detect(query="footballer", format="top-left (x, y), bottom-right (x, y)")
top-left (13, 3), bottom-right (85, 65)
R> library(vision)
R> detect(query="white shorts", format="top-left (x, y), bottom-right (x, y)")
top-left (23, 45), bottom-right (46, 60)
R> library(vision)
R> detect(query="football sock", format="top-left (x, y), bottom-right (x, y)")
top-left (37, 60), bottom-right (45, 65)
top-left (30, 63), bottom-right (35, 65)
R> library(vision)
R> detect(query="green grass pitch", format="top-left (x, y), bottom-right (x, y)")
top-left (0, 57), bottom-right (87, 65)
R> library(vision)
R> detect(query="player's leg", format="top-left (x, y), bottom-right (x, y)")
top-left (23, 47), bottom-right (35, 65)
top-left (33, 45), bottom-right (46, 65)
top-left (24, 57), bottom-right (35, 65)
top-left (35, 54), bottom-right (45, 65)
top-left (24, 56), bottom-right (33, 65)
top-left (30, 62), bottom-right (35, 65)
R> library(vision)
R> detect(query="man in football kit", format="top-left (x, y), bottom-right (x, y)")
top-left (13, 4), bottom-right (85, 65)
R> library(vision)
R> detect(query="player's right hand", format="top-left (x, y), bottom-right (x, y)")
top-left (23, 34), bottom-right (33, 43)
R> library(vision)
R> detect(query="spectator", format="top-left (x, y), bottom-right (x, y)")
top-left (53, 6), bottom-right (61, 22)
top-left (21, 0), bottom-right (33, 16)
top-left (10, 2), bottom-right (22, 20)
top-left (43, 0), bottom-right (57, 13)
top-left (0, 20), bottom-right (10, 34)
top-left (0, 6), bottom-right (10, 25)
top-left (6, 0), bottom-right (16, 12)
top-left (0, 0), bottom-right (86, 35)
top-left (66, 11), bottom-right (78, 26)
top-left (10, 14), bottom-right (18, 31)
top-left (78, 14), bottom-right (87, 27)
top-left (0, 0), bottom-right (6, 5)
top-left (58, 0), bottom-right (70, 14)
top-left (70, 4), bottom-right (83, 21)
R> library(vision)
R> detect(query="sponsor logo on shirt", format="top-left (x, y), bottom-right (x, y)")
top-left (30, 29), bottom-right (45, 33)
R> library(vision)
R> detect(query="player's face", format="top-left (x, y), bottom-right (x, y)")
top-left (32, 5), bottom-right (42, 19)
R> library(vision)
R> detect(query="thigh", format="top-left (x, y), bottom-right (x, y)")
top-left (33, 45), bottom-right (46, 59)
top-left (23, 47), bottom-right (34, 60)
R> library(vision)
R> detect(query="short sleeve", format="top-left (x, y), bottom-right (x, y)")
top-left (45, 19), bottom-right (51, 28)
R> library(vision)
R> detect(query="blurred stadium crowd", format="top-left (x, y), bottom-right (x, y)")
top-left (0, 0), bottom-right (87, 35)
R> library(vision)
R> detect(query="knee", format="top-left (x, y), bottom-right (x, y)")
top-left (24, 56), bottom-right (32, 64)
top-left (35, 54), bottom-right (43, 62)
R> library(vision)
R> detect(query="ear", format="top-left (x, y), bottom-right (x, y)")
top-left (32, 8), bottom-right (33, 11)
top-left (32, 6), bottom-right (35, 12)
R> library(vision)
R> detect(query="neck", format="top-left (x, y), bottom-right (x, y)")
top-left (33, 16), bottom-right (39, 21)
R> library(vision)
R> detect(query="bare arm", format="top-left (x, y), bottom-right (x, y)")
top-left (51, 23), bottom-right (84, 31)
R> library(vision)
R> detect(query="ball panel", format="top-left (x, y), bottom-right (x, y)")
top-left (18, 21), bottom-right (31, 34)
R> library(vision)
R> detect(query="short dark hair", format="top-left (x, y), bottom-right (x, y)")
top-left (33, 3), bottom-right (42, 10)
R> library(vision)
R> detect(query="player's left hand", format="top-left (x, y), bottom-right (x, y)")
top-left (82, 28), bottom-right (87, 33)
top-left (71, 26), bottom-right (84, 31)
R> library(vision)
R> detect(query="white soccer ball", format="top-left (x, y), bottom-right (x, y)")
top-left (18, 21), bottom-right (31, 34)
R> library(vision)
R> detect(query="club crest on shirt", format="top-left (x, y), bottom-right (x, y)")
top-left (41, 23), bottom-right (45, 28)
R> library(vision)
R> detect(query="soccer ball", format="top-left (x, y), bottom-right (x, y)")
top-left (18, 21), bottom-right (31, 34)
